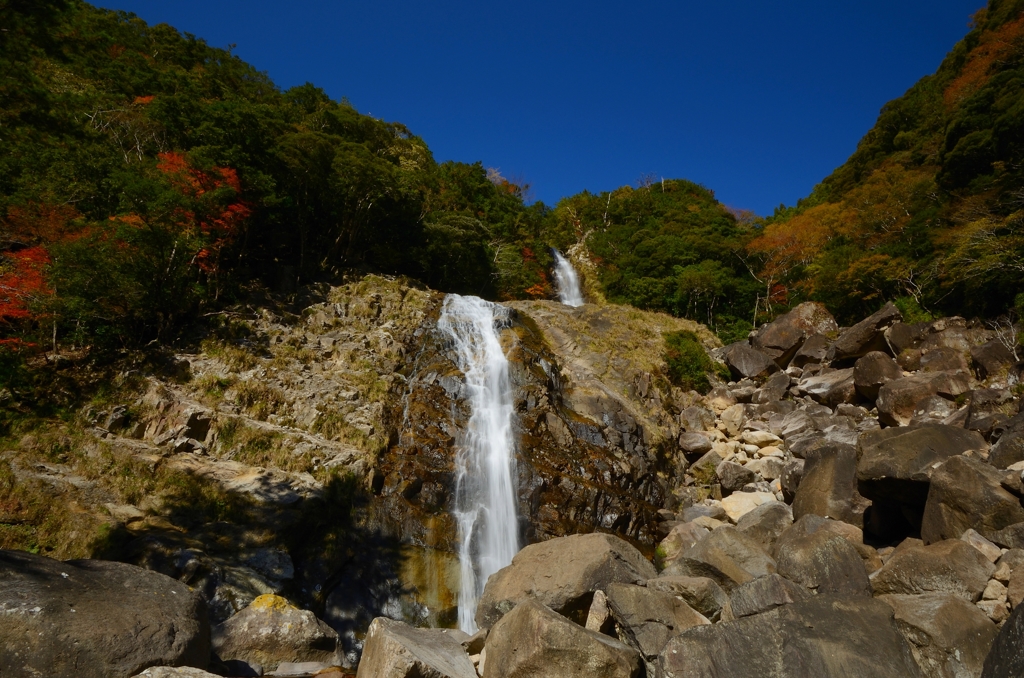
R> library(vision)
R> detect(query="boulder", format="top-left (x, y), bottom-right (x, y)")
top-left (857, 425), bottom-right (987, 539)
top-left (972, 339), bottom-right (1017, 381)
top-left (853, 351), bottom-right (904, 401)
top-left (920, 346), bottom-right (970, 374)
top-left (990, 415), bottom-right (1024, 469)
top-left (799, 368), bottom-right (858, 407)
top-left (920, 455), bottom-right (1024, 544)
top-left (681, 526), bottom-right (776, 586)
top-left (482, 600), bottom-right (640, 678)
top-left (983, 602), bottom-right (1024, 678)
top-left (0, 550), bottom-right (210, 678)
top-left (356, 617), bottom-right (475, 678)
top-left (724, 344), bottom-right (778, 381)
top-left (213, 595), bottom-right (339, 672)
top-left (792, 442), bottom-right (867, 528)
top-left (734, 501), bottom-right (793, 550)
top-left (752, 371), bottom-right (791, 404)
top-left (679, 406), bottom-right (716, 433)
top-left (775, 529), bottom-right (872, 597)
top-left (966, 389), bottom-right (1016, 437)
top-left (871, 540), bottom-right (995, 601)
top-left (720, 491), bottom-right (777, 522)
top-left (475, 533), bottom-right (656, 629)
top-left (646, 576), bottom-right (729, 623)
top-left (659, 558), bottom-right (740, 592)
top-left (656, 522), bottom-right (710, 568)
top-left (775, 514), bottom-right (881, 573)
top-left (751, 302), bottom-right (838, 367)
top-left (604, 583), bottom-right (708, 671)
top-left (790, 333), bottom-right (831, 368)
top-left (886, 321), bottom-right (930, 354)
top-left (827, 302), bottom-right (903, 364)
top-left (780, 458), bottom-right (805, 502)
top-left (132, 670), bottom-right (220, 678)
top-left (991, 523), bottom-right (1024, 550)
top-left (657, 595), bottom-right (922, 678)
top-left (715, 460), bottom-right (756, 494)
top-left (728, 573), bottom-right (811, 619)
top-left (677, 432), bottom-right (712, 457)
top-left (877, 373), bottom-right (972, 426)
top-left (880, 592), bottom-right (998, 678)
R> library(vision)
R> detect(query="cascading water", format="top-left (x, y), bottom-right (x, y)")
top-left (552, 249), bottom-right (585, 307)
top-left (437, 294), bottom-right (520, 633)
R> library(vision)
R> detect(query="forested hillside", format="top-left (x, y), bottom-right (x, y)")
top-left (748, 0), bottom-right (1024, 324)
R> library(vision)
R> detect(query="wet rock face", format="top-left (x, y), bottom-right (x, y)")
top-left (378, 300), bottom-right (697, 563)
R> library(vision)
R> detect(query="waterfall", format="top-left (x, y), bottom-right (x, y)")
top-left (437, 294), bottom-right (520, 633)
top-left (552, 250), bottom-right (585, 307)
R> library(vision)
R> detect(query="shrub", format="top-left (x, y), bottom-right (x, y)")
top-left (664, 330), bottom-right (729, 395)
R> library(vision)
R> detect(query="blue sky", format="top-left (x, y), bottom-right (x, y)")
top-left (96, 1), bottom-right (981, 215)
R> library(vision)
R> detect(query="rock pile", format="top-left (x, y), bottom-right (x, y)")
top-left (358, 300), bottom-right (1024, 676)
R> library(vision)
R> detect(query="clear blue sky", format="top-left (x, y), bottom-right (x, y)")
top-left (95, 1), bottom-right (981, 215)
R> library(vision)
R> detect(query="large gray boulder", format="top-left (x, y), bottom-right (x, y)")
top-left (213, 594), bottom-right (340, 673)
top-left (853, 351), bottom-right (904, 401)
top-left (972, 339), bottom-right (1017, 382)
top-left (476, 533), bottom-right (656, 629)
top-left (879, 592), bottom-right (997, 678)
top-left (604, 583), bottom-right (708, 672)
top-left (657, 595), bottom-right (923, 678)
top-left (735, 501), bottom-right (793, 550)
top-left (791, 333), bottom-right (831, 368)
top-left (356, 617), bottom-right (475, 678)
top-left (799, 368), bottom-right (858, 407)
top-left (751, 302), bottom-right (838, 368)
top-left (921, 455), bottom-right (1024, 544)
top-left (857, 425), bottom-right (987, 538)
top-left (991, 414), bottom-right (1024, 469)
top-left (0, 550), bottom-right (210, 678)
top-left (876, 373), bottom-right (972, 426)
top-left (827, 302), bottom-right (903, 364)
top-left (482, 600), bottom-right (640, 678)
top-left (775, 529), bottom-right (872, 597)
top-left (774, 514), bottom-right (882, 574)
top-left (724, 344), bottom-right (779, 381)
top-left (792, 442), bottom-right (867, 528)
top-left (681, 526), bottom-right (776, 586)
top-left (982, 600), bottom-right (1024, 677)
top-left (871, 540), bottom-right (995, 601)
top-left (646, 576), bottom-right (729, 623)
top-left (728, 573), bottom-right (811, 619)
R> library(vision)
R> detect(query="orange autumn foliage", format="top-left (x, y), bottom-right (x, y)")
top-left (944, 13), bottom-right (1024, 108)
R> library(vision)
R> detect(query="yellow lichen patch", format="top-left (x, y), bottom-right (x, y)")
top-left (249, 594), bottom-right (296, 612)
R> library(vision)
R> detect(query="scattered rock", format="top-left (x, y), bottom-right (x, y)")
top-left (792, 442), bottom-right (867, 528)
top-left (853, 351), bottom-right (904, 401)
top-left (799, 368), bottom-right (858, 407)
top-left (775, 529), bottom-right (872, 597)
top-left (728, 573), bottom-right (811, 619)
top-left (871, 540), bottom-right (995, 602)
top-left (880, 592), bottom-right (998, 678)
top-left (213, 594), bottom-right (340, 673)
top-left (716, 460), bottom-right (756, 494)
top-left (921, 455), bottom-right (1024, 544)
top-left (876, 373), bottom-right (971, 426)
top-left (724, 344), bottom-right (779, 381)
top-left (482, 600), bottom-right (640, 678)
top-left (981, 600), bottom-right (1024, 677)
top-left (828, 302), bottom-right (903, 364)
top-left (720, 491), bottom-right (777, 522)
top-left (734, 501), bottom-right (793, 550)
top-left (682, 526), bottom-right (776, 586)
top-left (475, 533), bottom-right (656, 629)
top-left (0, 550), bottom-right (210, 678)
top-left (605, 582), bottom-right (709, 671)
top-left (646, 576), bottom-right (730, 623)
top-left (356, 616), bottom-right (475, 678)
top-left (657, 595), bottom-right (922, 678)
top-left (751, 302), bottom-right (838, 368)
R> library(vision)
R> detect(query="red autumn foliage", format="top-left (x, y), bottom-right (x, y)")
top-left (945, 13), bottom-right (1024, 108)
top-left (133, 95), bottom-right (155, 105)
top-left (0, 247), bottom-right (52, 325)
top-left (156, 152), bottom-right (250, 272)
top-left (3, 203), bottom-right (81, 246)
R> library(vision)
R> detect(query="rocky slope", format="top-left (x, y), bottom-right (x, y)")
top-left (6, 278), bottom-right (1024, 677)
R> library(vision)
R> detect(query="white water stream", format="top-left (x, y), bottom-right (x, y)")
top-left (437, 294), bottom-right (520, 633)
top-left (552, 250), bottom-right (585, 307)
